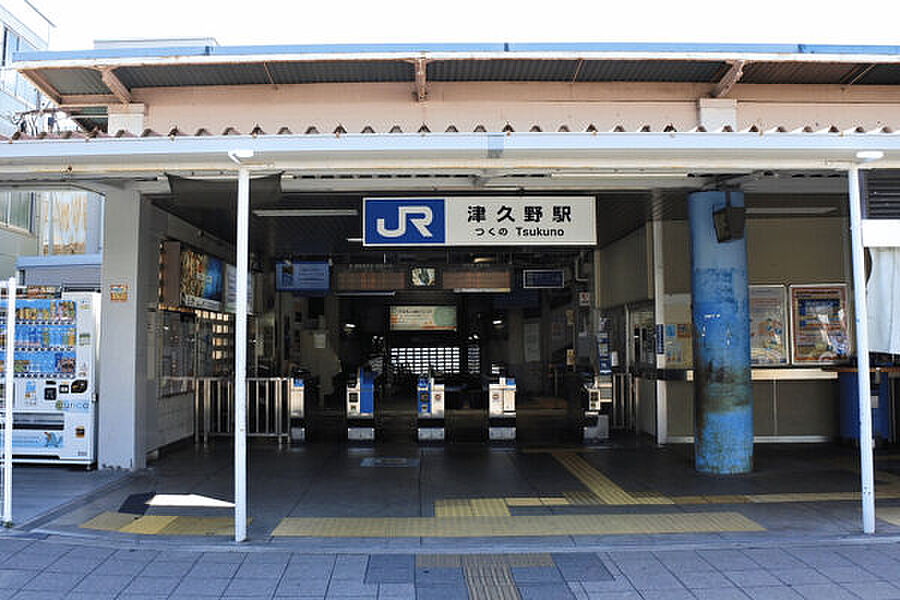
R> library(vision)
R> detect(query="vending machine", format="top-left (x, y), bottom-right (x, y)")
top-left (488, 376), bottom-right (516, 441)
top-left (346, 367), bottom-right (375, 441)
top-left (0, 292), bottom-right (100, 465)
top-left (416, 375), bottom-right (445, 441)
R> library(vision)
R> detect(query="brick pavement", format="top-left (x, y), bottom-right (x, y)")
top-left (0, 535), bottom-right (897, 599)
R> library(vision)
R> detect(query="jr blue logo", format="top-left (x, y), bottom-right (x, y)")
top-left (364, 198), bottom-right (446, 245)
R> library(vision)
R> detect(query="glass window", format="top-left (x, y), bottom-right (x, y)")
top-left (0, 192), bottom-right (9, 223)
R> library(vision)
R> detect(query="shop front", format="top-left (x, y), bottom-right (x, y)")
top-left (3, 43), bottom-right (900, 539)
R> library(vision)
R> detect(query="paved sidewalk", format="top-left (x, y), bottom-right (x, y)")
top-left (0, 534), bottom-right (898, 599)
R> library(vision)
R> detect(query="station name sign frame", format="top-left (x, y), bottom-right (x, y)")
top-left (363, 196), bottom-right (596, 247)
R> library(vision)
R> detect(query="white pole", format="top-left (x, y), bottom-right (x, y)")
top-left (234, 166), bottom-right (250, 542)
top-left (4, 277), bottom-right (15, 526)
top-left (848, 165), bottom-right (876, 534)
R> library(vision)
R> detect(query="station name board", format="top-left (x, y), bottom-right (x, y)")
top-left (363, 197), bottom-right (596, 247)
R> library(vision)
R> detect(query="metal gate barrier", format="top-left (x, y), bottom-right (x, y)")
top-left (194, 377), bottom-right (290, 446)
top-left (611, 373), bottom-right (636, 431)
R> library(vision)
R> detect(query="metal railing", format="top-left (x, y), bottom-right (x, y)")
top-left (194, 377), bottom-right (291, 446)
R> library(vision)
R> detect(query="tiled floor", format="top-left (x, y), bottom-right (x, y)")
top-left (0, 537), bottom-right (896, 599)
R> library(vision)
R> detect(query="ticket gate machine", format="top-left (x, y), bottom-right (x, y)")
top-left (583, 375), bottom-right (611, 442)
top-left (488, 376), bottom-right (517, 441)
top-left (346, 368), bottom-right (375, 441)
top-left (416, 376), bottom-right (445, 441)
top-left (289, 378), bottom-right (306, 442)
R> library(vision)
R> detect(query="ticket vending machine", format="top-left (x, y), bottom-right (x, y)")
top-left (416, 376), bottom-right (445, 441)
top-left (289, 378), bottom-right (306, 442)
top-left (583, 375), bottom-right (611, 442)
top-left (488, 376), bottom-right (516, 441)
top-left (346, 367), bottom-right (375, 441)
top-left (0, 292), bottom-right (99, 466)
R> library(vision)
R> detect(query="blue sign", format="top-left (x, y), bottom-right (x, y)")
top-left (276, 261), bottom-right (330, 293)
top-left (364, 198), bottom-right (445, 246)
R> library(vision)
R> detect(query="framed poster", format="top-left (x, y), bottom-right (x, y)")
top-left (790, 284), bottom-right (851, 365)
top-left (749, 285), bottom-right (788, 365)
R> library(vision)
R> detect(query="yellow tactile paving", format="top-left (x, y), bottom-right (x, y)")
top-left (119, 515), bottom-right (179, 535)
top-left (563, 491), bottom-right (602, 505)
top-left (271, 512), bottom-right (764, 537)
top-left (464, 563), bottom-right (519, 600)
top-left (539, 497), bottom-right (570, 506)
top-left (79, 512), bottom-right (246, 536)
top-left (79, 511), bottom-right (139, 532)
top-left (505, 497), bottom-right (544, 507)
top-left (552, 452), bottom-right (640, 504)
top-left (471, 498), bottom-right (512, 517)
top-left (158, 516), bottom-right (237, 536)
top-left (434, 499), bottom-right (475, 517)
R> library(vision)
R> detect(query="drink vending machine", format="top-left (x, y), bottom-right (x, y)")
top-left (0, 292), bottom-right (100, 465)
top-left (416, 375), bottom-right (445, 441)
top-left (346, 367), bottom-right (375, 441)
top-left (488, 376), bottom-right (516, 441)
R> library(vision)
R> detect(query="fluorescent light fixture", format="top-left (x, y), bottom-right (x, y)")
top-left (551, 172), bottom-right (690, 179)
top-left (253, 208), bottom-right (359, 217)
top-left (746, 207), bottom-right (837, 215)
top-left (227, 148), bottom-right (254, 163)
top-left (856, 150), bottom-right (884, 162)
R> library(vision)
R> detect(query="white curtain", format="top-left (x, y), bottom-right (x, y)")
top-left (867, 247), bottom-right (900, 354)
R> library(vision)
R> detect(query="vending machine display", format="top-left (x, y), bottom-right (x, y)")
top-left (289, 378), bottom-right (306, 442)
top-left (416, 376), bottom-right (445, 442)
top-left (0, 293), bottom-right (99, 465)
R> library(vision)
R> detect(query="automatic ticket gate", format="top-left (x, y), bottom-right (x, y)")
top-left (346, 368), bottom-right (375, 441)
top-left (289, 378), bottom-right (306, 442)
top-left (583, 375), bottom-right (611, 442)
top-left (488, 376), bottom-right (517, 441)
top-left (416, 376), bottom-right (445, 441)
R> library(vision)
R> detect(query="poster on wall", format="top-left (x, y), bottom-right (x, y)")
top-left (749, 285), bottom-right (788, 365)
top-left (180, 249), bottom-right (223, 311)
top-left (223, 264), bottom-right (254, 314)
top-left (663, 324), bottom-right (692, 368)
top-left (389, 306), bottom-right (457, 332)
top-left (790, 284), bottom-right (851, 365)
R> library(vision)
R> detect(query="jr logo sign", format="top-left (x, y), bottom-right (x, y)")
top-left (364, 198), bottom-right (446, 246)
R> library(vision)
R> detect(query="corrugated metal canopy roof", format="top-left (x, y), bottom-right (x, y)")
top-left (13, 42), bottom-right (900, 108)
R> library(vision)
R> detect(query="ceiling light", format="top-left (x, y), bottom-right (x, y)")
top-left (253, 208), bottom-right (359, 217)
top-left (745, 207), bottom-right (837, 215)
top-left (550, 172), bottom-right (691, 179)
top-left (856, 150), bottom-right (884, 162)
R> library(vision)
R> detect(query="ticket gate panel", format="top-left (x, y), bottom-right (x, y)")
top-left (488, 376), bottom-right (516, 441)
top-left (289, 378), bottom-right (306, 442)
top-left (583, 375), bottom-right (611, 442)
top-left (417, 377), bottom-right (445, 442)
top-left (346, 368), bottom-right (376, 441)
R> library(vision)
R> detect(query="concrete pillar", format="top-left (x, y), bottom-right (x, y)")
top-left (688, 190), bottom-right (753, 474)
top-left (98, 185), bottom-right (150, 469)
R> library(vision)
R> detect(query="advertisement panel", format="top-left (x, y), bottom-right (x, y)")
top-left (180, 249), bottom-right (223, 311)
top-left (389, 306), bottom-right (457, 332)
top-left (790, 284), bottom-right (851, 365)
top-left (749, 285), bottom-right (789, 365)
top-left (364, 197), bottom-right (596, 246)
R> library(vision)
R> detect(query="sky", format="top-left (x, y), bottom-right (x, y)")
top-left (31, 0), bottom-right (900, 51)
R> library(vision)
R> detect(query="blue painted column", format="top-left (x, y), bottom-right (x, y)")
top-left (689, 191), bottom-right (753, 474)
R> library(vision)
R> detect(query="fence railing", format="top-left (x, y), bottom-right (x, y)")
top-left (194, 377), bottom-right (291, 446)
